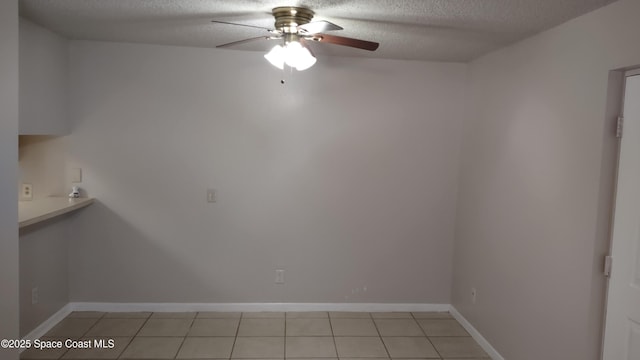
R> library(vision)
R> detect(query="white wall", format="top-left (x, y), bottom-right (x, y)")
top-left (0, 0), bottom-right (20, 359)
top-left (19, 18), bottom-right (69, 135)
top-left (453, 0), bottom-right (640, 359)
top-left (67, 41), bottom-right (466, 304)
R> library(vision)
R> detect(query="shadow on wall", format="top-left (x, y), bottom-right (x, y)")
top-left (20, 216), bottom-right (71, 337)
top-left (67, 201), bottom-right (222, 303)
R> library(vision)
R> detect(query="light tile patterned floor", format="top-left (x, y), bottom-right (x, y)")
top-left (21, 311), bottom-right (490, 360)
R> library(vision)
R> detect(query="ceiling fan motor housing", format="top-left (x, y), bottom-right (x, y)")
top-left (272, 6), bottom-right (314, 32)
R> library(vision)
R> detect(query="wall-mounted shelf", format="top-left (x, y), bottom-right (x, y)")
top-left (19, 197), bottom-right (94, 228)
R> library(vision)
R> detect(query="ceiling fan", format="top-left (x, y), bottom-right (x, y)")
top-left (212, 6), bottom-right (379, 71)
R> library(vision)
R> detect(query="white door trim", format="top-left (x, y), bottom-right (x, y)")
top-left (602, 73), bottom-right (640, 360)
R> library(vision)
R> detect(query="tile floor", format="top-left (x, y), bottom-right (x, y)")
top-left (21, 311), bottom-right (489, 360)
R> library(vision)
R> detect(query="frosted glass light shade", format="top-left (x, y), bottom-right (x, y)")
top-left (264, 45), bottom-right (285, 70)
top-left (264, 41), bottom-right (316, 71)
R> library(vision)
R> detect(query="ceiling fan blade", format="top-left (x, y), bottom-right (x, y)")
top-left (211, 20), bottom-right (275, 32)
top-left (216, 36), bottom-right (279, 48)
top-left (298, 20), bottom-right (343, 34)
top-left (312, 34), bottom-right (379, 51)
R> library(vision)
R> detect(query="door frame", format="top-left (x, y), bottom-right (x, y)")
top-left (601, 67), bottom-right (640, 359)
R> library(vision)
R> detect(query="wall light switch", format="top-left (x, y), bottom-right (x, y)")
top-left (71, 168), bottom-right (82, 183)
top-left (207, 188), bottom-right (216, 203)
top-left (31, 287), bottom-right (38, 305)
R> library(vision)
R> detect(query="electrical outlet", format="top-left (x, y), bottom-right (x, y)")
top-left (31, 287), bottom-right (38, 305)
top-left (275, 269), bottom-right (285, 284)
top-left (471, 287), bottom-right (477, 304)
top-left (21, 183), bottom-right (33, 201)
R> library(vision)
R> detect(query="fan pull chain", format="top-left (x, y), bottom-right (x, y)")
top-left (279, 64), bottom-right (296, 85)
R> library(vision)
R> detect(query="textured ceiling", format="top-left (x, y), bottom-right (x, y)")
top-left (20, 0), bottom-right (617, 62)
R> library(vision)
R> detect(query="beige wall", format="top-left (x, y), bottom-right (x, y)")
top-left (19, 135), bottom-right (70, 199)
top-left (66, 41), bottom-right (466, 304)
top-left (0, 0), bottom-right (20, 359)
top-left (453, 0), bottom-right (640, 359)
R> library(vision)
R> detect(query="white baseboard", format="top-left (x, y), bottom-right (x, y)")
top-left (450, 305), bottom-right (504, 360)
top-left (70, 302), bottom-right (451, 313)
top-left (21, 303), bottom-right (73, 353)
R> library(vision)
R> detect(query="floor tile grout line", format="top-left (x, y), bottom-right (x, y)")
top-left (171, 313), bottom-right (196, 360)
top-left (54, 312), bottom-right (106, 360)
top-left (370, 313), bottom-right (393, 359)
top-left (228, 312), bottom-right (244, 359)
top-left (117, 311), bottom-right (152, 360)
top-left (39, 311), bottom-right (480, 360)
top-left (412, 311), bottom-right (443, 359)
top-left (327, 313), bottom-right (340, 359)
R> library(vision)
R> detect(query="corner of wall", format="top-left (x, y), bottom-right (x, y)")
top-left (0, 1), bottom-right (20, 359)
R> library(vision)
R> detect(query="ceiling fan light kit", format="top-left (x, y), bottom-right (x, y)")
top-left (264, 38), bottom-right (317, 71)
top-left (213, 6), bottom-right (379, 72)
